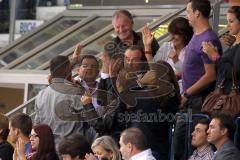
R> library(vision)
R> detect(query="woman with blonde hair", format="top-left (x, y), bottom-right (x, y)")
top-left (85, 136), bottom-right (121, 160)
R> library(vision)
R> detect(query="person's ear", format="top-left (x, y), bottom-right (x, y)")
top-left (0, 128), bottom-right (3, 134)
top-left (127, 143), bottom-right (133, 152)
top-left (221, 128), bottom-right (228, 136)
top-left (14, 128), bottom-right (20, 137)
top-left (109, 151), bottom-right (113, 159)
top-left (195, 10), bottom-right (200, 18)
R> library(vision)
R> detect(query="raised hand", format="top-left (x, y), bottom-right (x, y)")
top-left (14, 138), bottom-right (27, 160)
top-left (109, 54), bottom-right (124, 78)
top-left (85, 153), bottom-right (97, 160)
top-left (100, 52), bottom-right (111, 74)
top-left (73, 43), bottom-right (82, 59)
top-left (142, 25), bottom-right (153, 51)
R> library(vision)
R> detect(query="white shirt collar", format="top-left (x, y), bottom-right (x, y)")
top-left (130, 149), bottom-right (155, 160)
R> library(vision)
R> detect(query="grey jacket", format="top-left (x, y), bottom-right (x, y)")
top-left (213, 140), bottom-right (240, 160)
top-left (34, 78), bottom-right (94, 144)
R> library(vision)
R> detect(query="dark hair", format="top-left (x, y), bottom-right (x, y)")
top-left (113, 9), bottom-right (133, 24)
top-left (73, 54), bottom-right (99, 69)
top-left (125, 45), bottom-right (148, 70)
top-left (196, 118), bottom-right (210, 132)
top-left (31, 124), bottom-right (59, 160)
top-left (0, 113), bottom-right (10, 140)
top-left (125, 45), bottom-right (144, 57)
top-left (211, 113), bottom-right (235, 139)
top-left (58, 134), bottom-right (91, 159)
top-left (121, 127), bottom-right (148, 151)
top-left (50, 55), bottom-right (70, 78)
top-left (189, 0), bottom-right (211, 18)
top-left (168, 17), bottom-right (193, 45)
top-left (10, 113), bottom-right (32, 137)
top-left (228, 6), bottom-right (240, 22)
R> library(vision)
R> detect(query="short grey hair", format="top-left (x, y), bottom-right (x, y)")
top-left (112, 9), bottom-right (133, 24)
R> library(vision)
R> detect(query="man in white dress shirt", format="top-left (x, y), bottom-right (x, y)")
top-left (119, 127), bottom-right (156, 160)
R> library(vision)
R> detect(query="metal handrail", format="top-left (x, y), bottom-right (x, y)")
top-left (147, 7), bottom-right (186, 31)
top-left (3, 15), bottom-right (99, 69)
top-left (5, 97), bottom-right (36, 117)
top-left (36, 23), bottom-right (114, 70)
top-left (0, 11), bottom-right (69, 57)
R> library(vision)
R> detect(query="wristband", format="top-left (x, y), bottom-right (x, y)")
top-left (145, 50), bottom-right (152, 55)
top-left (211, 54), bottom-right (220, 61)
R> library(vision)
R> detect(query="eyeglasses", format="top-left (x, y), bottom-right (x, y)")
top-left (29, 134), bottom-right (39, 138)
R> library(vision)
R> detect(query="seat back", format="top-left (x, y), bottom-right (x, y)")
top-left (234, 117), bottom-right (240, 150)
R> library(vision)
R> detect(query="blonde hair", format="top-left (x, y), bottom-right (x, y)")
top-left (91, 136), bottom-right (121, 160)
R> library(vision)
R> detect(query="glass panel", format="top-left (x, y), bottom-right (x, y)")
top-left (152, 17), bottom-right (177, 40)
top-left (26, 84), bottom-right (47, 116)
top-left (25, 100), bottom-right (36, 120)
top-left (84, 31), bottom-right (115, 52)
top-left (27, 84), bottom-right (47, 100)
top-left (132, 18), bottom-right (154, 30)
top-left (18, 18), bottom-right (111, 69)
top-left (0, 17), bottom-right (82, 64)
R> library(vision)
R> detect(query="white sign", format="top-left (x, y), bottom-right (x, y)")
top-left (15, 20), bottom-right (44, 34)
top-left (36, 6), bottom-right (66, 20)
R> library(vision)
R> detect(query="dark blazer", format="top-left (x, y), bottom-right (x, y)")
top-left (216, 44), bottom-right (240, 94)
